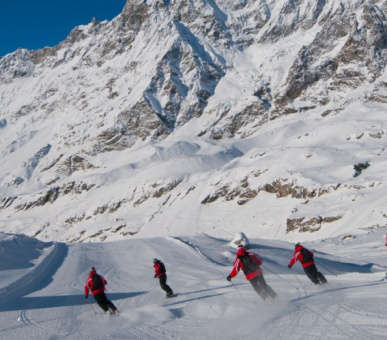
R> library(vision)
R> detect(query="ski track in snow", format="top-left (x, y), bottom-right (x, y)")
top-left (0, 233), bottom-right (387, 339)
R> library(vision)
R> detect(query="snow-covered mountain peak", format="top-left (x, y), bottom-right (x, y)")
top-left (0, 0), bottom-right (387, 243)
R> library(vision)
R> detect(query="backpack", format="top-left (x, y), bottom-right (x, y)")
top-left (91, 274), bottom-right (104, 291)
top-left (239, 254), bottom-right (259, 275)
top-left (300, 248), bottom-right (314, 263)
top-left (159, 261), bottom-right (166, 274)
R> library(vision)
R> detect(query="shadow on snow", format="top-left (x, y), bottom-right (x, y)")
top-left (249, 242), bottom-right (375, 275)
top-left (0, 291), bottom-right (146, 312)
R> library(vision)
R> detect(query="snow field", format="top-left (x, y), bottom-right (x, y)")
top-left (0, 231), bottom-right (387, 339)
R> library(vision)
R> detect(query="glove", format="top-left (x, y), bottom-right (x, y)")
top-left (227, 275), bottom-right (231, 281)
top-left (288, 264), bottom-right (291, 269)
top-left (85, 295), bottom-right (88, 299)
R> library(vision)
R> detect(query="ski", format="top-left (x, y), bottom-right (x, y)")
top-left (166, 293), bottom-right (177, 298)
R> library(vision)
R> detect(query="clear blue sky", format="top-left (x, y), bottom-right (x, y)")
top-left (0, 0), bottom-right (127, 57)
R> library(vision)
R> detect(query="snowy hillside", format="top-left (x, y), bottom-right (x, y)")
top-left (1, 231), bottom-right (387, 339)
top-left (0, 0), bottom-right (387, 243)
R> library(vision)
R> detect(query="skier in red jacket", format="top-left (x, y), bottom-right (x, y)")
top-left (153, 258), bottom-right (174, 297)
top-left (288, 243), bottom-right (327, 285)
top-left (84, 267), bottom-right (118, 314)
top-left (227, 246), bottom-right (277, 301)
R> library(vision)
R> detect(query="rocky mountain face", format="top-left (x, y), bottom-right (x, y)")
top-left (0, 0), bottom-right (387, 243)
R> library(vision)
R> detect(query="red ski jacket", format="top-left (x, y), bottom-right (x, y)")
top-left (229, 252), bottom-right (263, 281)
top-left (84, 272), bottom-right (107, 297)
top-left (154, 262), bottom-right (166, 278)
top-left (288, 245), bottom-right (315, 268)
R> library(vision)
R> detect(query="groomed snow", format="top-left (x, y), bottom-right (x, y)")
top-left (1, 230), bottom-right (387, 339)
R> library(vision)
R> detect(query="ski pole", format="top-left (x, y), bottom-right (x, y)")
top-left (86, 297), bottom-right (97, 314)
top-left (229, 280), bottom-right (253, 311)
top-left (293, 272), bottom-right (308, 296)
top-left (292, 272), bottom-right (306, 291)
top-left (314, 259), bottom-right (338, 277)
top-left (261, 264), bottom-right (298, 289)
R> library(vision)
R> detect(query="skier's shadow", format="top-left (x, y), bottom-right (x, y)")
top-left (0, 292), bottom-right (146, 312)
top-left (164, 292), bottom-right (228, 307)
top-left (176, 283), bottom-right (235, 297)
top-left (163, 283), bottom-right (246, 306)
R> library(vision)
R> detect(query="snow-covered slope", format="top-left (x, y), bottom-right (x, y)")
top-left (1, 231), bottom-right (387, 339)
top-left (0, 0), bottom-right (387, 243)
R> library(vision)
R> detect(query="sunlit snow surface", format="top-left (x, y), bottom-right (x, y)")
top-left (0, 1), bottom-right (387, 245)
top-left (1, 1), bottom-right (387, 337)
top-left (1, 230), bottom-right (387, 339)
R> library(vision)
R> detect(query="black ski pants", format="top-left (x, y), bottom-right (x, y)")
top-left (304, 264), bottom-right (327, 285)
top-left (93, 292), bottom-right (117, 312)
top-left (249, 274), bottom-right (277, 301)
top-left (158, 274), bottom-right (173, 295)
